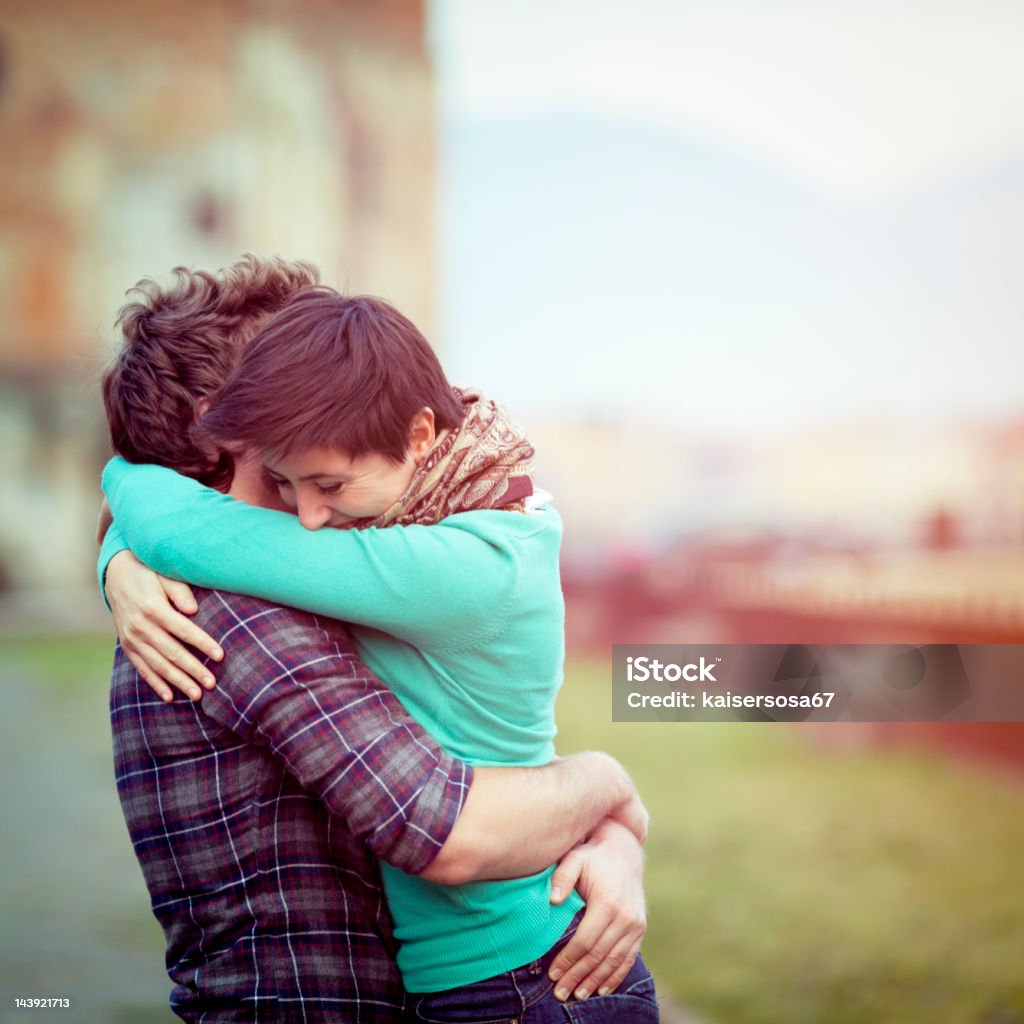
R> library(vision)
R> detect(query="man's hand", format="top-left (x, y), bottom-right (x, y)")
top-left (105, 550), bottom-right (223, 702)
top-left (610, 789), bottom-right (649, 845)
top-left (547, 818), bottom-right (647, 1002)
top-left (421, 752), bottom-right (645, 885)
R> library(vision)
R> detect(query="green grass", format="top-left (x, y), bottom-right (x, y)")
top-left (0, 631), bottom-right (116, 689)
top-left (556, 657), bottom-right (1024, 1024)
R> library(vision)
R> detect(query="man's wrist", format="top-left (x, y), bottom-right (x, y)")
top-left (589, 815), bottom-right (641, 849)
top-left (563, 752), bottom-right (648, 843)
top-left (563, 751), bottom-right (632, 816)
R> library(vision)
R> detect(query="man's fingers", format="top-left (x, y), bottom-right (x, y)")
top-left (548, 907), bottom-right (613, 999)
top-left (616, 795), bottom-right (649, 844)
top-left (550, 849), bottom-right (585, 905)
top-left (572, 932), bottom-right (643, 1000)
top-left (552, 931), bottom-right (617, 1002)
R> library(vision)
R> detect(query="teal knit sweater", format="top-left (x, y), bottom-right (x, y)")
top-left (100, 457), bottom-right (583, 992)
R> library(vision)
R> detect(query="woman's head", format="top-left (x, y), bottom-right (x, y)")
top-left (199, 288), bottom-right (465, 525)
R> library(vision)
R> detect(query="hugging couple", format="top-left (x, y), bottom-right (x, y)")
top-left (98, 254), bottom-right (659, 1022)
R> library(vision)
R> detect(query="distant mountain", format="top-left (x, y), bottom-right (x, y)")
top-left (438, 113), bottom-right (1024, 434)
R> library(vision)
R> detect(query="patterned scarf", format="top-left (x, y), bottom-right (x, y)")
top-left (362, 386), bottom-right (535, 529)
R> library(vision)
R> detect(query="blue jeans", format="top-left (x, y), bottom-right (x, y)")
top-left (412, 911), bottom-right (659, 1023)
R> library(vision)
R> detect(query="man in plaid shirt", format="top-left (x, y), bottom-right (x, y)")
top-left (110, 590), bottom-right (465, 1021)
top-left (100, 257), bottom-right (649, 1021)
top-left (110, 584), bottom-right (638, 1021)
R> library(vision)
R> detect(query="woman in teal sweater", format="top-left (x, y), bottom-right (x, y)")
top-left (101, 291), bottom-right (658, 1018)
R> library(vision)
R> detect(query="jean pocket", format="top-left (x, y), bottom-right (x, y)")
top-left (562, 984), bottom-right (659, 1023)
top-left (415, 1002), bottom-right (516, 1024)
top-left (561, 965), bottom-right (658, 1024)
top-left (414, 980), bottom-right (521, 1024)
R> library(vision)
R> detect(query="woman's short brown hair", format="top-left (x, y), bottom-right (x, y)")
top-left (102, 254), bottom-right (319, 488)
top-left (199, 289), bottom-right (465, 464)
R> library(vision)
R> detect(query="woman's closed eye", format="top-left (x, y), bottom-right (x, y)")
top-left (265, 474), bottom-right (295, 500)
top-left (316, 481), bottom-right (345, 496)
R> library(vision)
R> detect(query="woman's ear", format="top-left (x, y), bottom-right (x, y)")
top-left (408, 407), bottom-right (436, 462)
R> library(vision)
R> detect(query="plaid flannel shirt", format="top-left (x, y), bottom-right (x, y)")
top-left (110, 588), bottom-right (473, 1023)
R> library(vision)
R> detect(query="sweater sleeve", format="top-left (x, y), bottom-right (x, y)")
top-left (97, 520), bottom-right (131, 611)
top-left (101, 457), bottom-right (517, 651)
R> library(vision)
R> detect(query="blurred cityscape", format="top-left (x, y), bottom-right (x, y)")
top-left (0, 0), bottom-right (436, 593)
top-left (1, 0), bottom-right (1022, 721)
top-left (536, 415), bottom-right (1024, 773)
top-left (535, 416), bottom-right (1024, 645)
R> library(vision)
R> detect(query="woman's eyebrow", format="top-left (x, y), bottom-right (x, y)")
top-left (298, 472), bottom-right (350, 482)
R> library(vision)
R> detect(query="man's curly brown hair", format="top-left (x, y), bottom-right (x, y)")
top-left (102, 254), bottom-right (319, 490)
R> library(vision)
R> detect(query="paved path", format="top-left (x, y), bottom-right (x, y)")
top-left (0, 661), bottom-right (172, 1023)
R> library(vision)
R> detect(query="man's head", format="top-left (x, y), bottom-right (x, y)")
top-left (102, 254), bottom-right (320, 490)
top-left (199, 288), bottom-right (465, 529)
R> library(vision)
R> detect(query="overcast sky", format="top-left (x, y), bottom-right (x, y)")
top-left (429, 0), bottom-right (1024, 437)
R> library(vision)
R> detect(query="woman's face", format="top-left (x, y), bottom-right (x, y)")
top-left (262, 445), bottom-right (418, 529)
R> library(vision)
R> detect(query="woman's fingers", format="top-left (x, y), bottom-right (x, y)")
top-left (156, 579), bottom-right (222, 665)
top-left (160, 576), bottom-right (199, 616)
top-left (124, 605), bottom-right (218, 689)
top-left (128, 640), bottom-right (206, 701)
top-left (123, 644), bottom-right (174, 703)
top-left (155, 613), bottom-right (220, 687)
top-left (108, 552), bottom-right (222, 686)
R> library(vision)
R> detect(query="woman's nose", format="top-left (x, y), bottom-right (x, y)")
top-left (296, 494), bottom-right (332, 531)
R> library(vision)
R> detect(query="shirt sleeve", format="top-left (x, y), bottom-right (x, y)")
top-left (194, 589), bottom-right (473, 875)
top-left (101, 457), bottom-right (521, 651)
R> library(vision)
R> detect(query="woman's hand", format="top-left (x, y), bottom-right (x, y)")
top-left (547, 818), bottom-right (648, 1002)
top-left (105, 550), bottom-right (223, 702)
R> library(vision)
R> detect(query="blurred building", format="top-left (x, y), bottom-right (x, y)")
top-left (537, 414), bottom-right (1024, 650)
top-left (535, 414), bottom-right (1016, 557)
top-left (0, 0), bottom-right (435, 591)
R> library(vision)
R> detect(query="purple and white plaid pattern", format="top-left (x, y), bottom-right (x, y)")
top-left (110, 588), bottom-right (472, 1022)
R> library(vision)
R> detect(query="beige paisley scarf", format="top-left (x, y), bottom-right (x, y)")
top-left (361, 386), bottom-right (535, 529)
